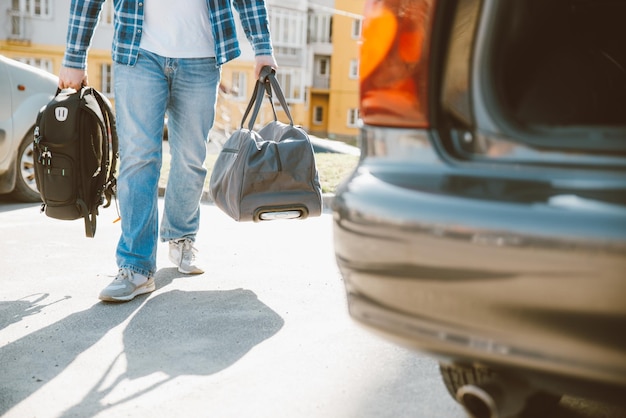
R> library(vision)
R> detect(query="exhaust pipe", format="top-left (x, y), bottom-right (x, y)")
top-left (456, 376), bottom-right (533, 418)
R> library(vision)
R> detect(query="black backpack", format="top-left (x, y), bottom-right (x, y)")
top-left (34, 87), bottom-right (118, 237)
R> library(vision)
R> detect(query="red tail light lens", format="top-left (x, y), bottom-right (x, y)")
top-left (360, 0), bottom-right (436, 128)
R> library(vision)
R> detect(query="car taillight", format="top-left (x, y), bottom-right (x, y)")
top-left (360, 0), bottom-right (436, 128)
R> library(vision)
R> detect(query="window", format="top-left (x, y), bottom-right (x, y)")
top-left (11, 0), bottom-right (52, 18)
top-left (308, 13), bottom-right (332, 43)
top-left (313, 106), bottom-right (324, 125)
top-left (347, 108), bottom-right (359, 128)
top-left (8, 10), bottom-right (24, 38)
top-left (313, 57), bottom-right (331, 89)
top-left (352, 18), bottom-right (362, 39)
top-left (16, 57), bottom-right (53, 73)
top-left (101, 64), bottom-right (114, 97)
top-left (269, 8), bottom-right (306, 57)
top-left (231, 71), bottom-right (247, 99)
top-left (349, 59), bottom-right (359, 79)
top-left (317, 58), bottom-right (329, 77)
top-left (274, 68), bottom-right (304, 103)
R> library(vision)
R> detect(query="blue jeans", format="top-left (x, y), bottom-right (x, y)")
top-left (113, 49), bottom-right (220, 277)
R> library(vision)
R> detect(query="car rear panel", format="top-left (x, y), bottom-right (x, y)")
top-left (333, 0), bottom-right (626, 394)
top-left (333, 126), bottom-right (626, 386)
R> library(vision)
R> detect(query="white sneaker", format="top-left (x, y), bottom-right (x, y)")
top-left (99, 268), bottom-right (155, 302)
top-left (169, 238), bottom-right (204, 274)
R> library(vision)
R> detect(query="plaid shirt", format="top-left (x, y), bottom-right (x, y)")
top-left (62, 0), bottom-right (273, 68)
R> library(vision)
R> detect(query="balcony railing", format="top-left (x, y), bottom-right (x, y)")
top-left (313, 76), bottom-right (330, 90)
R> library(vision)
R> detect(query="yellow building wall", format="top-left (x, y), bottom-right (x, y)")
top-left (1, 42), bottom-right (65, 73)
top-left (1, 42), bottom-right (114, 104)
top-left (327, 0), bottom-right (364, 142)
top-left (0, 42), bottom-right (309, 136)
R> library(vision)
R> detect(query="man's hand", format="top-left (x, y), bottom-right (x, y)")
top-left (254, 55), bottom-right (278, 80)
top-left (58, 66), bottom-right (88, 90)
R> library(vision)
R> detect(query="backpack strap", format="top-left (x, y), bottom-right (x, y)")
top-left (81, 88), bottom-right (118, 238)
top-left (80, 200), bottom-right (97, 238)
top-left (91, 89), bottom-right (119, 209)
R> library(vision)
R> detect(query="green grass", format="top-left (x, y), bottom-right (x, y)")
top-left (314, 153), bottom-right (360, 193)
top-left (159, 149), bottom-right (359, 194)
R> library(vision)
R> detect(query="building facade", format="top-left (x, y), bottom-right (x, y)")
top-left (0, 1), bottom-right (114, 93)
top-left (326, 0), bottom-right (362, 143)
top-left (0, 0), bottom-right (363, 143)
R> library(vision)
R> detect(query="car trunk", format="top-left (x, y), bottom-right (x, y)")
top-left (440, 0), bottom-right (626, 156)
top-left (496, 0), bottom-right (626, 128)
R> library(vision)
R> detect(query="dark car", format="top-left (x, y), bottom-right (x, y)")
top-left (332, 0), bottom-right (626, 417)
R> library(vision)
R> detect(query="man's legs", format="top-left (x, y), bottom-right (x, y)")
top-left (103, 52), bottom-right (219, 301)
top-left (160, 57), bottom-right (220, 273)
top-left (113, 50), bottom-right (169, 278)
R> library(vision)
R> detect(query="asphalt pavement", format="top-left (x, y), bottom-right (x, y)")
top-left (0, 198), bottom-right (469, 418)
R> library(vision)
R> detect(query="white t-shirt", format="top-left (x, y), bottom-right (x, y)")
top-left (139, 0), bottom-right (215, 58)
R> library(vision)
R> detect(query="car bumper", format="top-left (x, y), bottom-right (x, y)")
top-left (332, 127), bottom-right (626, 391)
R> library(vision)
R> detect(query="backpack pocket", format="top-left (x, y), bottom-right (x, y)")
top-left (34, 148), bottom-right (81, 220)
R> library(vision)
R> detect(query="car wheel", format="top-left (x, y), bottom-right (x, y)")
top-left (439, 362), bottom-right (562, 417)
top-left (10, 130), bottom-right (41, 203)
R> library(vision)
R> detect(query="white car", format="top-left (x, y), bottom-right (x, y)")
top-left (0, 55), bottom-right (58, 202)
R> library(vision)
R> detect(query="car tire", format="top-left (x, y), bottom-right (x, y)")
top-left (439, 362), bottom-right (562, 417)
top-left (10, 129), bottom-right (41, 203)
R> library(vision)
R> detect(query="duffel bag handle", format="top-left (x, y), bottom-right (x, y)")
top-left (241, 66), bottom-right (295, 130)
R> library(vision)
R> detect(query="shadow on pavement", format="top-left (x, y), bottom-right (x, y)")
top-left (0, 292), bottom-right (142, 415)
top-left (0, 268), bottom-right (284, 417)
top-left (0, 293), bottom-right (70, 332)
